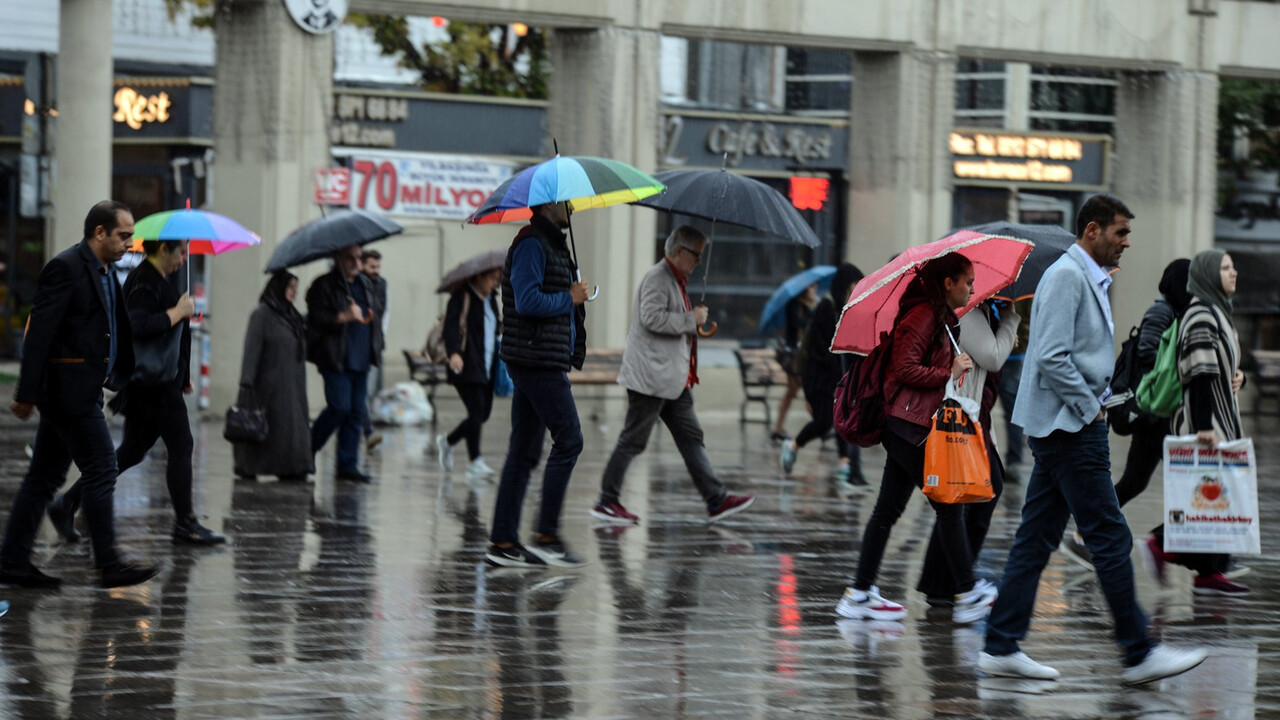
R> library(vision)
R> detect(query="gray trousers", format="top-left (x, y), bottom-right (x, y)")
top-left (599, 388), bottom-right (726, 508)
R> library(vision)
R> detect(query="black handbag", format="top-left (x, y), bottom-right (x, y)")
top-left (132, 324), bottom-right (183, 385)
top-left (224, 386), bottom-right (269, 443)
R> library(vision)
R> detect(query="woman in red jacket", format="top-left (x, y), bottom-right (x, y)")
top-left (834, 253), bottom-right (998, 624)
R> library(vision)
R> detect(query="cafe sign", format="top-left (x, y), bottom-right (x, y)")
top-left (949, 130), bottom-right (1109, 189)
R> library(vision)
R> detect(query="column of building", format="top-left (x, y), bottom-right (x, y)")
top-left (208, 0), bottom-right (333, 411)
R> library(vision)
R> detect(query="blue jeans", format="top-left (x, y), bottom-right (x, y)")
top-left (984, 420), bottom-right (1153, 667)
top-left (489, 364), bottom-right (583, 545)
top-left (311, 369), bottom-right (369, 473)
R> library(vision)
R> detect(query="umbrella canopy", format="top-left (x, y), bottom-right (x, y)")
top-left (966, 221), bottom-right (1077, 301)
top-left (758, 265), bottom-right (836, 334)
top-left (467, 155), bottom-right (664, 225)
top-left (265, 209), bottom-right (404, 273)
top-left (129, 208), bottom-right (260, 255)
top-left (437, 248), bottom-right (507, 294)
top-left (632, 169), bottom-right (821, 248)
top-left (832, 230), bottom-right (1034, 355)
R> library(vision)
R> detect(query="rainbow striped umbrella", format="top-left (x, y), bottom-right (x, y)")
top-left (129, 207), bottom-right (260, 256)
top-left (466, 155), bottom-right (664, 225)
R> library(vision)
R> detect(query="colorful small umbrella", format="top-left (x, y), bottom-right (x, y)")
top-left (129, 203), bottom-right (261, 297)
top-left (467, 150), bottom-right (664, 301)
top-left (437, 248), bottom-right (507, 294)
top-left (831, 230), bottom-right (1034, 355)
top-left (758, 265), bottom-right (836, 335)
top-left (130, 206), bottom-right (260, 257)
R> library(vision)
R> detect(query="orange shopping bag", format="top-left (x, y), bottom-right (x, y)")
top-left (922, 380), bottom-right (993, 504)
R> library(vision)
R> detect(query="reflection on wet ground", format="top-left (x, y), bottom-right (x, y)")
top-left (0, 397), bottom-right (1277, 718)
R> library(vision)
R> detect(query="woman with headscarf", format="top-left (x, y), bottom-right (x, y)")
top-left (915, 295), bottom-right (1020, 605)
top-left (1141, 249), bottom-right (1249, 596)
top-left (779, 263), bottom-right (865, 489)
top-left (234, 271), bottom-right (315, 481)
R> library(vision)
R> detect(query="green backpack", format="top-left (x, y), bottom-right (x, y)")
top-left (1135, 318), bottom-right (1181, 418)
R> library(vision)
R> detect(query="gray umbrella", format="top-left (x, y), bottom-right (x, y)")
top-left (437, 248), bottom-right (507, 294)
top-left (264, 209), bottom-right (404, 273)
top-left (965, 221), bottom-right (1077, 300)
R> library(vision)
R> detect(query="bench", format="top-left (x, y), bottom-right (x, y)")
top-left (568, 348), bottom-right (625, 387)
top-left (734, 346), bottom-right (789, 425)
top-left (1247, 349), bottom-right (1280, 416)
top-left (404, 349), bottom-right (447, 425)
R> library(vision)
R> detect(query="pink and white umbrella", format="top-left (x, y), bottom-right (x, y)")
top-left (831, 230), bottom-right (1034, 355)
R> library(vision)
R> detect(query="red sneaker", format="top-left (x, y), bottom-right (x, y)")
top-left (708, 494), bottom-right (755, 523)
top-left (1193, 573), bottom-right (1250, 596)
top-left (590, 502), bottom-right (640, 525)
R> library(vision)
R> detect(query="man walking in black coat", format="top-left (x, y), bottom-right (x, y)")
top-left (2, 200), bottom-right (160, 588)
top-left (306, 243), bottom-right (384, 483)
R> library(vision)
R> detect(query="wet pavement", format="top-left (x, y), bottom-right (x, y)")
top-left (0, 377), bottom-right (1277, 719)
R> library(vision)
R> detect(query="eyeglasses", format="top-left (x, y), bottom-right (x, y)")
top-left (679, 246), bottom-right (703, 260)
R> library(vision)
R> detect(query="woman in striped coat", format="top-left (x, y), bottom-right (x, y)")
top-left (1143, 248), bottom-right (1249, 596)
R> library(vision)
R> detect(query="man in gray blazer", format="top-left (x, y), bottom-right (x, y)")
top-left (590, 226), bottom-right (754, 525)
top-left (979, 195), bottom-right (1207, 686)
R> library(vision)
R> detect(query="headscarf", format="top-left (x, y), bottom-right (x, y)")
top-left (1187, 248), bottom-right (1232, 317)
top-left (261, 271), bottom-right (306, 360)
top-left (830, 263), bottom-right (864, 310)
top-left (1157, 258), bottom-right (1193, 315)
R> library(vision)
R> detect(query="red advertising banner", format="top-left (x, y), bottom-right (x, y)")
top-left (314, 167), bottom-right (351, 205)
top-left (331, 150), bottom-right (516, 220)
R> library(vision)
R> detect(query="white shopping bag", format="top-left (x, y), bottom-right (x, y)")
top-left (371, 382), bottom-right (434, 426)
top-left (1162, 435), bottom-right (1260, 555)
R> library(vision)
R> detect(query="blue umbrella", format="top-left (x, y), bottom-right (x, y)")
top-left (758, 265), bottom-right (837, 334)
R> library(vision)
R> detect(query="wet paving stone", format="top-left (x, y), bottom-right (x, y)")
top-left (0, 393), bottom-right (1276, 718)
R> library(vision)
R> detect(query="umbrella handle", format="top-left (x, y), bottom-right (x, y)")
top-left (587, 286), bottom-right (600, 302)
top-left (697, 321), bottom-right (718, 338)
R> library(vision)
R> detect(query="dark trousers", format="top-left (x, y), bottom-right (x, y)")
top-left (312, 369), bottom-right (369, 473)
top-left (1, 404), bottom-right (120, 568)
top-left (1115, 418), bottom-right (1227, 577)
top-left (489, 364), bottom-right (583, 545)
top-left (853, 425), bottom-right (975, 594)
top-left (917, 431), bottom-right (1004, 597)
top-left (65, 386), bottom-right (194, 522)
top-left (794, 381), bottom-right (861, 472)
top-left (984, 421), bottom-right (1153, 667)
top-left (599, 388), bottom-right (726, 508)
top-left (998, 359), bottom-right (1025, 464)
top-left (363, 360), bottom-right (383, 436)
top-left (447, 381), bottom-right (495, 462)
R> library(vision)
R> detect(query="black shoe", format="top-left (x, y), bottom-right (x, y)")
top-left (336, 469), bottom-right (374, 483)
top-left (485, 543), bottom-right (548, 568)
top-left (46, 496), bottom-right (81, 544)
top-left (173, 518), bottom-right (228, 546)
top-left (0, 562), bottom-right (62, 589)
top-left (99, 561), bottom-right (160, 589)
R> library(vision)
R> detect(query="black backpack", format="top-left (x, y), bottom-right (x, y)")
top-left (1106, 325), bottom-right (1144, 435)
top-left (834, 330), bottom-right (895, 448)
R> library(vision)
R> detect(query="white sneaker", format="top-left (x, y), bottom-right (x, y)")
top-left (435, 434), bottom-right (453, 472)
top-left (978, 651), bottom-right (1061, 680)
top-left (466, 457), bottom-right (496, 478)
top-left (834, 586), bottom-right (907, 621)
top-left (953, 579), bottom-right (998, 624)
top-left (1120, 645), bottom-right (1208, 686)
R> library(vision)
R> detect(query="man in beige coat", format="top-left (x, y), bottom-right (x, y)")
top-left (590, 226), bottom-right (755, 525)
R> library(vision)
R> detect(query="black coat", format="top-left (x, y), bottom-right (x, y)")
top-left (444, 285), bottom-right (500, 386)
top-left (15, 241), bottom-right (134, 414)
top-left (304, 268), bottom-right (384, 373)
top-left (122, 259), bottom-right (191, 389)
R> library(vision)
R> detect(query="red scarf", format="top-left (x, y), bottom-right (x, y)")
top-left (665, 258), bottom-right (698, 387)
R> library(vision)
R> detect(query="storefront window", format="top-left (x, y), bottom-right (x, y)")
top-left (955, 59), bottom-right (1007, 128)
top-left (1029, 66), bottom-right (1116, 135)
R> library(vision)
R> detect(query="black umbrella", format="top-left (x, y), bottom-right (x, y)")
top-left (965, 221), bottom-right (1077, 300)
top-left (437, 248), bottom-right (506, 294)
top-left (264, 209), bottom-right (404, 273)
top-left (632, 167), bottom-right (822, 336)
